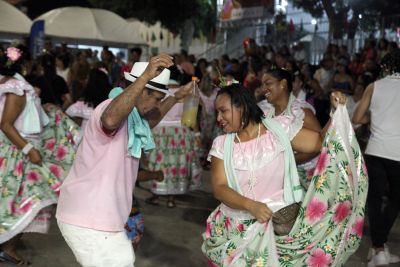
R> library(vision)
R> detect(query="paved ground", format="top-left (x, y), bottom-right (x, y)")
top-left (3, 171), bottom-right (400, 267)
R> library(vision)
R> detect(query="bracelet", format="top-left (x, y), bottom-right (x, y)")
top-left (22, 143), bottom-right (34, 155)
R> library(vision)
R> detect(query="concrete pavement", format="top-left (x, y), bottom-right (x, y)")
top-left (3, 171), bottom-right (400, 267)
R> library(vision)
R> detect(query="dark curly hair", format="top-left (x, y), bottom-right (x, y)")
top-left (381, 48), bottom-right (400, 74)
top-left (264, 67), bottom-right (294, 93)
top-left (217, 83), bottom-right (264, 129)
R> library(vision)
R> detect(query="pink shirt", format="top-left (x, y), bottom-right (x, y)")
top-left (56, 99), bottom-right (139, 232)
top-left (208, 116), bottom-right (296, 202)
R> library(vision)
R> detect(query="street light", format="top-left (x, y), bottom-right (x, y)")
top-left (311, 19), bottom-right (317, 25)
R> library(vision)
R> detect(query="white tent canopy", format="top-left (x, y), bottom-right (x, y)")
top-left (34, 7), bottom-right (147, 48)
top-left (0, 0), bottom-right (32, 37)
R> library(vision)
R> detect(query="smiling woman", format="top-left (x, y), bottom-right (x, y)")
top-left (202, 83), bottom-right (368, 266)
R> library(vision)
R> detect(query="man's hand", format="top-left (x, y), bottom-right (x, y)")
top-left (174, 81), bottom-right (196, 103)
top-left (142, 54), bottom-right (174, 81)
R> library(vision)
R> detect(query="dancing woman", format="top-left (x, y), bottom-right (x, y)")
top-left (202, 83), bottom-right (367, 266)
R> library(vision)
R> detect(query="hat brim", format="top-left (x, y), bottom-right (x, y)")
top-left (124, 72), bottom-right (174, 96)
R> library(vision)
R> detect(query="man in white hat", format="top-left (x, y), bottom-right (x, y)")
top-left (56, 54), bottom-right (192, 267)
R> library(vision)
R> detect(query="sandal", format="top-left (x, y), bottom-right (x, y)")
top-left (0, 250), bottom-right (30, 265)
top-left (145, 196), bottom-right (159, 205)
top-left (167, 200), bottom-right (176, 208)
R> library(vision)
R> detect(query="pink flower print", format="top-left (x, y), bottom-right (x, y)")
top-left (17, 183), bottom-right (24, 197)
top-left (156, 152), bottom-right (164, 163)
top-left (170, 139), bottom-right (177, 149)
top-left (49, 164), bottom-right (63, 178)
top-left (18, 198), bottom-right (33, 213)
top-left (66, 132), bottom-right (75, 145)
top-left (284, 236), bottom-right (295, 244)
top-left (162, 128), bottom-right (166, 134)
top-left (315, 148), bottom-right (330, 175)
top-left (44, 138), bottom-right (56, 151)
top-left (353, 217), bottom-right (364, 238)
top-left (224, 217), bottom-right (231, 230)
top-left (0, 156), bottom-right (6, 171)
top-left (164, 167), bottom-right (170, 176)
top-left (8, 200), bottom-right (16, 214)
top-left (180, 139), bottom-right (186, 148)
top-left (55, 113), bottom-right (61, 125)
top-left (333, 201), bottom-right (351, 224)
top-left (213, 209), bottom-right (221, 221)
top-left (207, 259), bottom-right (219, 267)
top-left (175, 127), bottom-right (179, 134)
top-left (303, 242), bottom-right (316, 253)
top-left (307, 168), bottom-right (315, 177)
top-left (56, 145), bottom-right (67, 161)
top-left (27, 171), bottom-right (41, 182)
top-left (51, 182), bottom-right (62, 193)
top-left (307, 248), bottom-right (332, 267)
top-left (186, 153), bottom-right (191, 162)
top-left (171, 166), bottom-right (177, 176)
top-left (179, 166), bottom-right (187, 177)
top-left (205, 222), bottom-right (212, 238)
top-left (14, 160), bottom-right (24, 177)
top-left (305, 197), bottom-right (327, 223)
top-left (237, 223), bottom-right (244, 233)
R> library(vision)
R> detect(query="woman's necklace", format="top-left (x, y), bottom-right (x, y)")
top-left (235, 123), bottom-right (261, 199)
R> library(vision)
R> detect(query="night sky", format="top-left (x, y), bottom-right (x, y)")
top-left (25, 0), bottom-right (92, 19)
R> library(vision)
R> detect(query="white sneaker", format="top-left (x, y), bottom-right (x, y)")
top-left (367, 250), bottom-right (389, 267)
top-left (384, 244), bottom-right (400, 263)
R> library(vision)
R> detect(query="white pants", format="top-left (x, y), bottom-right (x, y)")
top-left (58, 221), bottom-right (135, 267)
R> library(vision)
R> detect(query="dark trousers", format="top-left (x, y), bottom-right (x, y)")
top-left (366, 154), bottom-right (400, 247)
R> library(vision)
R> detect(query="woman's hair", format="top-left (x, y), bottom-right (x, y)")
top-left (217, 83), bottom-right (264, 129)
top-left (83, 68), bottom-right (112, 107)
top-left (381, 48), bottom-right (400, 74)
top-left (265, 67), bottom-right (294, 93)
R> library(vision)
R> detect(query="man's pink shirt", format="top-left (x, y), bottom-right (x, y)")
top-left (56, 99), bottom-right (139, 232)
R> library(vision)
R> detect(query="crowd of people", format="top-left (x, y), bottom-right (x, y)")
top-left (0, 35), bottom-right (399, 266)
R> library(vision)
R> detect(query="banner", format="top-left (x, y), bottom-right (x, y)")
top-left (29, 20), bottom-right (45, 59)
top-left (219, 0), bottom-right (274, 21)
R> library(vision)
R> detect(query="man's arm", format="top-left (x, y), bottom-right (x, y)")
top-left (352, 83), bottom-right (373, 125)
top-left (101, 54), bottom-right (173, 132)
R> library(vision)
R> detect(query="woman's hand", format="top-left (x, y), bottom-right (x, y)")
top-left (330, 91), bottom-right (347, 109)
top-left (247, 200), bottom-right (273, 223)
top-left (27, 148), bottom-right (42, 165)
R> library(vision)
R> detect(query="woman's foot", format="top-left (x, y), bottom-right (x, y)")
top-left (145, 195), bottom-right (159, 205)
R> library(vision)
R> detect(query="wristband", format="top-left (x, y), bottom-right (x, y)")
top-left (22, 143), bottom-right (34, 155)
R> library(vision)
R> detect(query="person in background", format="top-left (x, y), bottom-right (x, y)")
top-left (0, 46), bottom-right (77, 265)
top-left (33, 54), bottom-right (73, 110)
top-left (353, 49), bottom-right (400, 267)
top-left (66, 66), bottom-right (112, 133)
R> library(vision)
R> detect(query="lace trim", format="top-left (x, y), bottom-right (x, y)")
top-left (208, 134), bottom-right (285, 170)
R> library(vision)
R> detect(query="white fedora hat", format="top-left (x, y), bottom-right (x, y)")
top-left (124, 62), bottom-right (174, 96)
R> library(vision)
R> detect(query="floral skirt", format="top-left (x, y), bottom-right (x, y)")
top-left (202, 109), bottom-right (368, 266)
top-left (147, 126), bottom-right (201, 195)
top-left (0, 109), bottom-right (79, 243)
